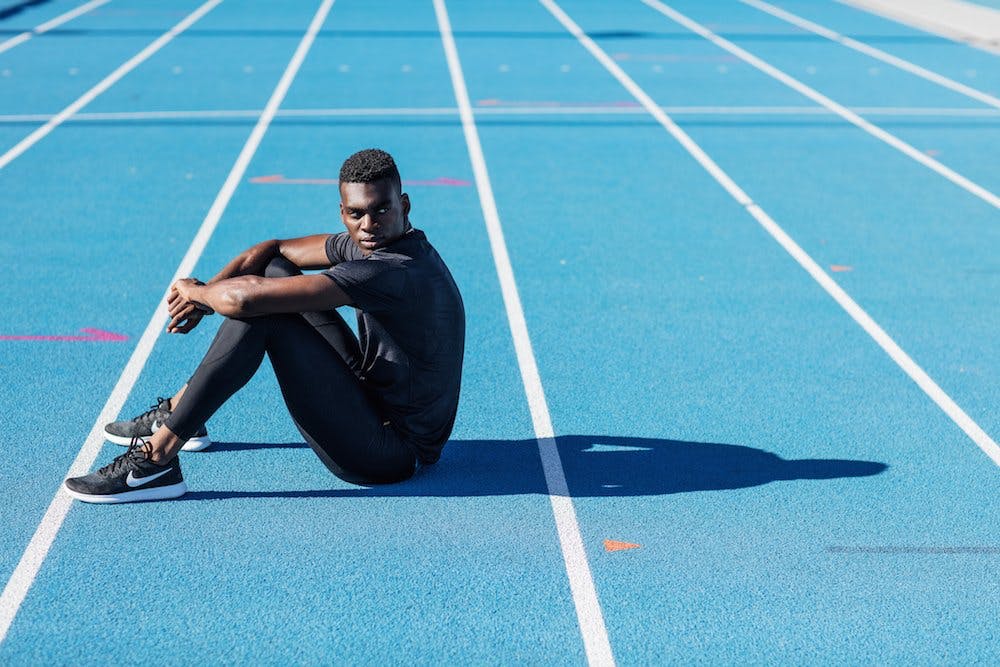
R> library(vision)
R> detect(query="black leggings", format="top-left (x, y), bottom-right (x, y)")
top-left (163, 256), bottom-right (417, 485)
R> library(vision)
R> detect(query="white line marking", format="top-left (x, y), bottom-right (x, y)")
top-left (475, 105), bottom-right (1000, 116)
top-left (0, 0), bottom-right (223, 172)
top-left (741, 0), bottom-right (1000, 111)
top-left (0, 0), bottom-right (336, 646)
top-left (838, 0), bottom-right (1000, 55)
top-left (540, 0), bottom-right (1000, 468)
top-left (433, 1), bottom-right (615, 665)
top-left (0, 105), bottom-right (996, 124)
top-left (0, 33), bottom-right (31, 54)
top-left (279, 106), bottom-right (455, 116)
top-left (0, 0), bottom-right (111, 56)
top-left (639, 0), bottom-right (1000, 211)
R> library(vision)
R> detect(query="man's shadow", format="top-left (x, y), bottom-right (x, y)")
top-left (186, 435), bottom-right (887, 500)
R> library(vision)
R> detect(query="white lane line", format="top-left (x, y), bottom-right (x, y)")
top-left (837, 0), bottom-right (1000, 56)
top-left (277, 106), bottom-right (457, 116)
top-left (0, 0), bottom-right (224, 171)
top-left (433, 1), bottom-right (615, 665)
top-left (639, 0), bottom-right (1000, 211)
top-left (0, 107), bottom-right (456, 122)
top-left (0, 105), bottom-right (997, 124)
top-left (474, 105), bottom-right (1000, 116)
top-left (0, 0), bottom-right (336, 646)
top-left (741, 0), bottom-right (1000, 111)
top-left (539, 0), bottom-right (1000, 469)
top-left (0, 0), bottom-right (111, 56)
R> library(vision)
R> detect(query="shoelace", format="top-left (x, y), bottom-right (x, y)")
top-left (135, 397), bottom-right (171, 425)
top-left (96, 437), bottom-right (150, 476)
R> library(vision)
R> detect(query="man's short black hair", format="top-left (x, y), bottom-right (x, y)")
top-left (339, 148), bottom-right (402, 192)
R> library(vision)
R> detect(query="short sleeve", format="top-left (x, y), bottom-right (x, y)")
top-left (322, 259), bottom-right (409, 313)
top-left (325, 232), bottom-right (364, 265)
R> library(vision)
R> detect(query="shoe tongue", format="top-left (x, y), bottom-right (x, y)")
top-left (129, 439), bottom-right (152, 460)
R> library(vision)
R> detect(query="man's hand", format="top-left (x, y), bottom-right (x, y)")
top-left (167, 278), bottom-right (213, 334)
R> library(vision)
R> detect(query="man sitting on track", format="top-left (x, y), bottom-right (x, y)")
top-left (64, 148), bottom-right (465, 503)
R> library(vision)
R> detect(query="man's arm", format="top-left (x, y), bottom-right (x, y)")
top-left (167, 234), bottom-right (334, 333)
top-left (207, 234), bottom-right (334, 282)
top-left (169, 274), bottom-right (352, 321)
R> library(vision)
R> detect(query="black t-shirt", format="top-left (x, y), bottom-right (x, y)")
top-left (322, 229), bottom-right (465, 464)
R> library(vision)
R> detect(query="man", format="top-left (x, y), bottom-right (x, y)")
top-left (64, 149), bottom-right (465, 503)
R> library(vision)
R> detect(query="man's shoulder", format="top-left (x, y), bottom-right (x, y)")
top-left (326, 232), bottom-right (365, 264)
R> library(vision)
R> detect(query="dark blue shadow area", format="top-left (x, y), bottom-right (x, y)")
top-left (184, 435), bottom-right (886, 500)
top-left (0, 0), bottom-right (51, 21)
top-left (0, 28), bottom-right (954, 45)
top-left (24, 118), bottom-right (999, 132)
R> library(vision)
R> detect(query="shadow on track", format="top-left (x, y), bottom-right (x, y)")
top-left (0, 27), bottom-right (954, 46)
top-left (183, 435), bottom-right (887, 501)
top-left (0, 0), bottom-right (51, 22)
top-left (15, 118), bottom-right (994, 131)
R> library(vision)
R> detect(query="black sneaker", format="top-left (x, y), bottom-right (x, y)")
top-left (64, 439), bottom-right (187, 503)
top-left (104, 396), bottom-right (211, 452)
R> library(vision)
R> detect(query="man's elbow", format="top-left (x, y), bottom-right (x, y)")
top-left (215, 289), bottom-right (252, 318)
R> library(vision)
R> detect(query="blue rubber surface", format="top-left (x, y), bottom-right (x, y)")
top-left (1, 0), bottom-right (997, 663)
top-left (967, 0), bottom-right (1000, 10)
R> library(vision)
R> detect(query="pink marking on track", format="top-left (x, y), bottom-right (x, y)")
top-left (404, 177), bottom-right (471, 186)
top-left (250, 174), bottom-right (470, 187)
top-left (259, 175), bottom-right (339, 185)
top-left (0, 328), bottom-right (128, 342)
top-left (829, 265), bottom-right (854, 273)
top-left (924, 149), bottom-right (941, 157)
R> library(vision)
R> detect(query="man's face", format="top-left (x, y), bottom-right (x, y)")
top-left (339, 179), bottom-right (410, 255)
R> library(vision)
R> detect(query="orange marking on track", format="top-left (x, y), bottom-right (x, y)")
top-left (604, 539), bottom-right (640, 552)
top-left (829, 265), bottom-right (853, 272)
top-left (249, 174), bottom-right (284, 183)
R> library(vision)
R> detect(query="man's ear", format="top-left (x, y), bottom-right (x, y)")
top-left (401, 192), bottom-right (411, 221)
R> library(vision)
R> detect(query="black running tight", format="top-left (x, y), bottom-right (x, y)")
top-left (163, 256), bottom-right (416, 484)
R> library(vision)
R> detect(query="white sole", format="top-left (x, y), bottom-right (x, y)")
top-left (105, 430), bottom-right (212, 452)
top-left (64, 480), bottom-right (188, 504)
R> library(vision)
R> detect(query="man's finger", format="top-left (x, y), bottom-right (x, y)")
top-left (167, 306), bottom-right (195, 331)
top-left (168, 301), bottom-right (189, 319)
top-left (176, 311), bottom-right (204, 334)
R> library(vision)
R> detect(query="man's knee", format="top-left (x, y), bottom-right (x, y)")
top-left (264, 255), bottom-right (302, 278)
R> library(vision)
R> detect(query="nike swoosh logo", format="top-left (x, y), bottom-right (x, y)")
top-left (126, 468), bottom-right (172, 488)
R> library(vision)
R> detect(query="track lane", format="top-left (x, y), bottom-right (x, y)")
top-left (0, 0), bottom-right (587, 662)
top-left (0, 0), bottom-right (326, 649)
top-left (450, 0), bottom-right (999, 661)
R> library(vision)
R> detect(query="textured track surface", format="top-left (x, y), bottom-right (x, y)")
top-left (0, 0), bottom-right (997, 663)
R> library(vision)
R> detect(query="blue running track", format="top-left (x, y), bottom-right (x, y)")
top-left (0, 0), bottom-right (997, 663)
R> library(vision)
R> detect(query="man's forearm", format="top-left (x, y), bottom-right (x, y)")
top-left (181, 273), bottom-right (349, 318)
top-left (185, 276), bottom-right (262, 316)
top-left (207, 240), bottom-right (281, 283)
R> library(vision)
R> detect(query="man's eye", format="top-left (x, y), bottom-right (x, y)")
top-left (378, 207), bottom-right (389, 214)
